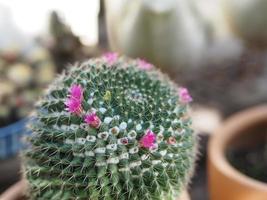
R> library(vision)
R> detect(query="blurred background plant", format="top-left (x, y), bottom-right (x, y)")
top-left (0, 46), bottom-right (55, 127)
top-left (105, 0), bottom-right (208, 71)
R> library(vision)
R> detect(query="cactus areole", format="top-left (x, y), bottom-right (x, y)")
top-left (23, 54), bottom-right (196, 200)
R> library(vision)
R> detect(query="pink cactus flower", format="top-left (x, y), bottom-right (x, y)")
top-left (65, 84), bottom-right (84, 114)
top-left (137, 58), bottom-right (153, 70)
top-left (179, 87), bottom-right (192, 103)
top-left (103, 52), bottom-right (118, 65)
top-left (84, 112), bottom-right (101, 128)
top-left (140, 130), bottom-right (157, 149)
top-left (69, 84), bottom-right (83, 101)
top-left (65, 98), bottom-right (82, 114)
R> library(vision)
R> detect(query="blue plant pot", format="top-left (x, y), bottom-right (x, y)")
top-left (0, 118), bottom-right (31, 159)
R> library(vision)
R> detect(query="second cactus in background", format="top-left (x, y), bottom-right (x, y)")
top-left (105, 0), bottom-right (208, 72)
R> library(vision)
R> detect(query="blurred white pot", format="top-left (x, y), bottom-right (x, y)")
top-left (105, 0), bottom-right (207, 71)
top-left (223, 0), bottom-right (267, 46)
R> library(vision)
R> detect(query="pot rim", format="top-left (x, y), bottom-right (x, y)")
top-left (208, 104), bottom-right (267, 190)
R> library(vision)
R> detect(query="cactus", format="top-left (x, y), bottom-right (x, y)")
top-left (23, 53), bottom-right (197, 200)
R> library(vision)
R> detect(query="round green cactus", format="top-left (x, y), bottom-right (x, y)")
top-left (23, 53), bottom-right (197, 200)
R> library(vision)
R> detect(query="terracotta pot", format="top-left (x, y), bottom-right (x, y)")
top-left (208, 105), bottom-right (267, 200)
top-left (0, 180), bottom-right (190, 200)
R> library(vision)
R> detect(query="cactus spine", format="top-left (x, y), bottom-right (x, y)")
top-left (23, 53), bottom-right (196, 200)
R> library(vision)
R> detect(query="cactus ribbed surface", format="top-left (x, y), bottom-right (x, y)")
top-left (23, 54), bottom-right (196, 200)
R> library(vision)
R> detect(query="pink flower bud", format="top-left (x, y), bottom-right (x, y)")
top-left (137, 58), bottom-right (153, 70)
top-left (103, 52), bottom-right (118, 65)
top-left (84, 112), bottom-right (101, 128)
top-left (140, 130), bottom-right (157, 149)
top-left (179, 87), bottom-right (193, 103)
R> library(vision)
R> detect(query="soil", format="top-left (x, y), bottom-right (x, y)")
top-left (226, 142), bottom-right (267, 183)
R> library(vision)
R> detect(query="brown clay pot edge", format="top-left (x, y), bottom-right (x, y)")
top-left (208, 105), bottom-right (267, 200)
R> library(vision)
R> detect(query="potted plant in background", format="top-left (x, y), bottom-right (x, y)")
top-left (104, 0), bottom-right (208, 72)
top-left (48, 11), bottom-right (87, 73)
top-left (45, 10), bottom-right (104, 73)
top-left (208, 105), bottom-right (267, 200)
top-left (1, 54), bottom-right (197, 199)
top-left (0, 46), bottom-right (55, 160)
